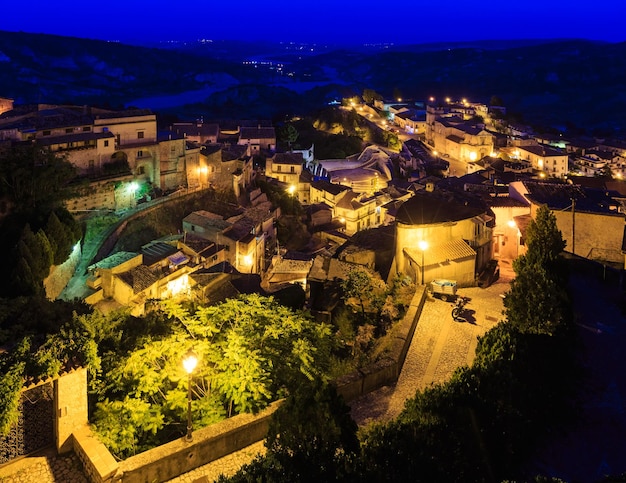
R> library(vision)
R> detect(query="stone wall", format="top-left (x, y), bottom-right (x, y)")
top-left (73, 426), bottom-right (118, 483)
top-left (44, 242), bottom-right (82, 300)
top-left (117, 402), bottom-right (280, 482)
top-left (55, 367), bottom-right (89, 454)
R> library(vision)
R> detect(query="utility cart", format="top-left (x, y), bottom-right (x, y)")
top-left (428, 279), bottom-right (457, 301)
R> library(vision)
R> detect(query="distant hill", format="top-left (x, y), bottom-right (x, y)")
top-left (0, 31), bottom-right (254, 108)
top-left (1, 31), bottom-right (625, 135)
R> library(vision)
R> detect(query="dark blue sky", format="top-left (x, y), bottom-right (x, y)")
top-left (2, 0), bottom-right (625, 45)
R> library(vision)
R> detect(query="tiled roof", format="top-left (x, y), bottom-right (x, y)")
top-left (404, 239), bottom-right (476, 266)
top-left (396, 190), bottom-right (488, 225)
top-left (273, 152), bottom-right (303, 165)
top-left (520, 144), bottom-right (565, 157)
top-left (311, 179), bottom-right (351, 196)
top-left (240, 126), bottom-right (276, 139)
top-left (183, 211), bottom-right (231, 230)
top-left (272, 258), bottom-right (313, 274)
top-left (118, 265), bottom-right (158, 293)
top-left (523, 181), bottom-right (621, 213)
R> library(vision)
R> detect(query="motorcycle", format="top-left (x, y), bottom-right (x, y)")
top-left (451, 296), bottom-right (469, 322)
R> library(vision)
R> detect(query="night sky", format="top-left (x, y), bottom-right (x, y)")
top-left (2, 0), bottom-right (625, 45)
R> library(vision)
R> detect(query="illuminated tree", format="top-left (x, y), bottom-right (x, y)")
top-left (92, 295), bottom-right (334, 458)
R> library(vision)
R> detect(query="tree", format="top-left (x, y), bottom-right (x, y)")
top-left (0, 144), bottom-right (77, 216)
top-left (277, 123), bottom-right (299, 151)
top-left (264, 379), bottom-right (359, 481)
top-left (362, 88), bottom-right (383, 105)
top-left (504, 263), bottom-right (569, 335)
top-left (92, 295), bottom-right (335, 458)
top-left (504, 205), bottom-right (569, 335)
top-left (522, 205), bottom-right (566, 271)
top-left (490, 95), bottom-right (505, 107)
top-left (341, 267), bottom-right (387, 323)
top-left (45, 211), bottom-right (73, 265)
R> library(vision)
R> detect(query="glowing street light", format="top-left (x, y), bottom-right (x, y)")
top-left (182, 349), bottom-right (198, 442)
top-left (418, 240), bottom-right (428, 285)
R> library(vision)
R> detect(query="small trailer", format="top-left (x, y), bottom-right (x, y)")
top-left (428, 279), bottom-right (457, 301)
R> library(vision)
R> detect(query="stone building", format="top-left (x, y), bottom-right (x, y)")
top-left (391, 187), bottom-right (495, 286)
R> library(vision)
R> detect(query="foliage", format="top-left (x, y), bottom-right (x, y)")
top-left (0, 144), bottom-right (77, 217)
top-left (102, 157), bottom-right (131, 176)
top-left (45, 210), bottom-right (75, 265)
top-left (0, 309), bottom-right (101, 437)
top-left (0, 339), bottom-right (29, 435)
top-left (92, 295), bottom-right (335, 458)
top-left (505, 205), bottom-right (569, 335)
top-left (223, 379), bottom-right (359, 483)
top-left (362, 89), bottom-right (383, 105)
top-left (276, 123), bottom-right (299, 150)
top-left (11, 225), bottom-right (53, 296)
top-left (340, 266), bottom-right (387, 327)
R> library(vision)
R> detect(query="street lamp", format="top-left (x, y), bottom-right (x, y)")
top-left (418, 240), bottom-right (428, 285)
top-left (182, 349), bottom-right (198, 442)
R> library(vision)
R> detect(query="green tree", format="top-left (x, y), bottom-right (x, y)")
top-left (11, 225), bottom-right (53, 295)
top-left (362, 88), bottom-right (383, 105)
top-left (264, 380), bottom-right (359, 481)
top-left (341, 267), bottom-right (387, 323)
top-left (504, 263), bottom-right (569, 335)
top-left (522, 205), bottom-right (566, 270)
top-left (504, 205), bottom-right (569, 335)
top-left (0, 144), bottom-right (77, 216)
top-left (277, 123), bottom-right (299, 151)
top-left (45, 210), bottom-right (74, 265)
top-left (92, 295), bottom-right (335, 458)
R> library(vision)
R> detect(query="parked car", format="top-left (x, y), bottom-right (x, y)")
top-left (477, 260), bottom-right (500, 288)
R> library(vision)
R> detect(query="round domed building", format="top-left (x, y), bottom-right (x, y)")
top-left (392, 187), bottom-right (495, 287)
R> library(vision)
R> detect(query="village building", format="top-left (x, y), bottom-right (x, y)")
top-left (391, 186), bottom-right (495, 287)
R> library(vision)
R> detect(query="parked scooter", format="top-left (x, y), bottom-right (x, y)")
top-left (451, 296), bottom-right (469, 322)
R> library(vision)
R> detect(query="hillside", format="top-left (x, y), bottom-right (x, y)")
top-left (1, 31), bottom-right (625, 134)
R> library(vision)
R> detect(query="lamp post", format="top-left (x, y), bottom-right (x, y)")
top-left (182, 349), bottom-right (198, 442)
top-left (418, 240), bottom-right (428, 285)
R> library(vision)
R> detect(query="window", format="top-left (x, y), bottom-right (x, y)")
top-left (66, 128), bottom-right (73, 133)
top-left (290, 166), bottom-right (295, 173)
top-left (82, 126), bottom-right (91, 132)
top-left (137, 150), bottom-right (143, 158)
top-left (138, 166), bottom-right (145, 175)
top-left (42, 130), bottom-right (51, 136)
top-left (104, 140), bottom-right (109, 147)
top-left (277, 165), bottom-right (282, 172)
top-left (138, 131), bottom-right (144, 139)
